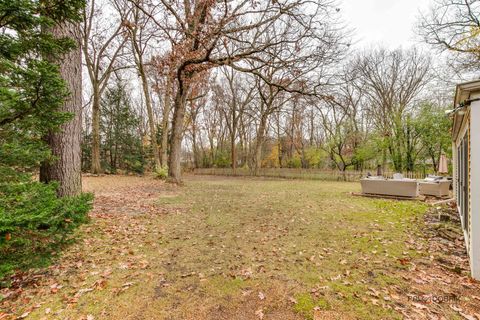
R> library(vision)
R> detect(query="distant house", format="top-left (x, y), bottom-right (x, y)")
top-left (452, 80), bottom-right (480, 280)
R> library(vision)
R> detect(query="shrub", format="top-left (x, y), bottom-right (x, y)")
top-left (124, 156), bottom-right (145, 174)
top-left (0, 0), bottom-right (92, 282)
top-left (0, 181), bottom-right (93, 280)
top-left (154, 165), bottom-right (169, 180)
top-left (214, 151), bottom-right (231, 168)
top-left (287, 156), bottom-right (302, 168)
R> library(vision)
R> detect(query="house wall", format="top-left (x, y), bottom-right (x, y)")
top-left (452, 101), bottom-right (480, 279)
top-left (454, 109), bottom-right (471, 250)
top-left (470, 99), bottom-right (480, 279)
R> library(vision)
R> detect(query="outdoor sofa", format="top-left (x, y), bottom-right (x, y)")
top-left (360, 177), bottom-right (419, 198)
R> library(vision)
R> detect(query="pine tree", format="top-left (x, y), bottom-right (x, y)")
top-left (0, 0), bottom-right (92, 277)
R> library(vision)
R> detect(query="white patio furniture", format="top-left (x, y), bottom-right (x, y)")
top-left (393, 173), bottom-right (404, 180)
top-left (360, 178), bottom-right (419, 198)
top-left (418, 179), bottom-right (451, 197)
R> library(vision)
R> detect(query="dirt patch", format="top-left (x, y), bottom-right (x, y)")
top-left (393, 204), bottom-right (480, 319)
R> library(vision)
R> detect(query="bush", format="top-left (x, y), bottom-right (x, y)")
top-left (154, 165), bottom-right (169, 180)
top-left (0, 181), bottom-right (93, 280)
top-left (0, 0), bottom-right (92, 283)
top-left (287, 156), bottom-right (302, 168)
top-left (124, 156), bottom-right (145, 174)
top-left (214, 151), bottom-right (231, 168)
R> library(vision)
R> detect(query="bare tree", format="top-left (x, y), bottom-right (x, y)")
top-left (120, 0), bottom-right (163, 169)
top-left (83, 0), bottom-right (128, 174)
top-left (216, 68), bottom-right (254, 174)
top-left (355, 48), bottom-right (432, 171)
top-left (419, 0), bottom-right (480, 72)
top-left (160, 76), bottom-right (173, 167)
top-left (185, 76), bottom-right (209, 168)
top-left (130, 0), bottom-right (347, 183)
top-left (150, 58), bottom-right (174, 167)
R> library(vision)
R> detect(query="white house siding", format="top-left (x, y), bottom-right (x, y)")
top-left (469, 99), bottom-right (480, 279)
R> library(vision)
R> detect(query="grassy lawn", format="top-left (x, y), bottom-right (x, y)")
top-left (1, 175), bottom-right (471, 319)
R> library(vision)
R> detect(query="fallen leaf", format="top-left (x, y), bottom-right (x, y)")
top-left (255, 308), bottom-right (264, 319)
top-left (412, 302), bottom-right (428, 310)
top-left (122, 282), bottom-right (135, 287)
top-left (451, 305), bottom-right (463, 312)
top-left (459, 313), bottom-right (476, 320)
top-left (75, 288), bottom-right (94, 297)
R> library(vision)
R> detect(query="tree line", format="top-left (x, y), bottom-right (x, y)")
top-left (78, 0), bottom-right (456, 178)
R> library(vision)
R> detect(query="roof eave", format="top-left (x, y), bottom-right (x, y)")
top-left (452, 80), bottom-right (480, 141)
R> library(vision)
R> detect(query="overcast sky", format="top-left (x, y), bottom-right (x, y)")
top-left (340, 0), bottom-right (432, 49)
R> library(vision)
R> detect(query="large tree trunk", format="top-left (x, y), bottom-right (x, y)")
top-left (253, 114), bottom-right (268, 176)
top-left (192, 125), bottom-right (199, 169)
top-left (190, 101), bottom-right (199, 169)
top-left (168, 84), bottom-right (188, 183)
top-left (231, 118), bottom-right (237, 174)
top-left (40, 22), bottom-right (82, 197)
top-left (91, 89), bottom-right (102, 174)
top-left (160, 76), bottom-right (172, 167)
top-left (231, 134), bottom-right (236, 174)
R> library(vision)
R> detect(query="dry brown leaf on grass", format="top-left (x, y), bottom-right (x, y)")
top-left (412, 302), bottom-right (429, 310)
top-left (255, 308), bottom-right (264, 319)
top-left (49, 283), bottom-right (62, 294)
top-left (241, 289), bottom-right (252, 297)
top-left (451, 305), bottom-right (463, 312)
top-left (93, 278), bottom-right (107, 289)
top-left (122, 281), bottom-right (135, 288)
top-left (0, 313), bottom-right (10, 320)
top-left (459, 313), bottom-right (476, 320)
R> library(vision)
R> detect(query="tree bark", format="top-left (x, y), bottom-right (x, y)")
top-left (160, 76), bottom-right (172, 167)
top-left (192, 125), bottom-right (199, 168)
top-left (139, 66), bottom-right (161, 170)
top-left (168, 83), bottom-right (188, 183)
top-left (40, 22), bottom-right (82, 197)
top-left (91, 89), bottom-right (102, 174)
top-left (131, 30), bottom-right (161, 170)
top-left (231, 112), bottom-right (237, 174)
top-left (253, 114), bottom-right (268, 176)
top-left (231, 136), bottom-right (236, 174)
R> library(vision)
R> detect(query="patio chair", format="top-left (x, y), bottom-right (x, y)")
top-left (393, 173), bottom-right (404, 180)
top-left (418, 179), bottom-right (451, 197)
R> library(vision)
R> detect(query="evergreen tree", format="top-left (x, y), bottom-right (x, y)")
top-left (0, 0), bottom-right (92, 277)
top-left (99, 80), bottom-right (145, 174)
